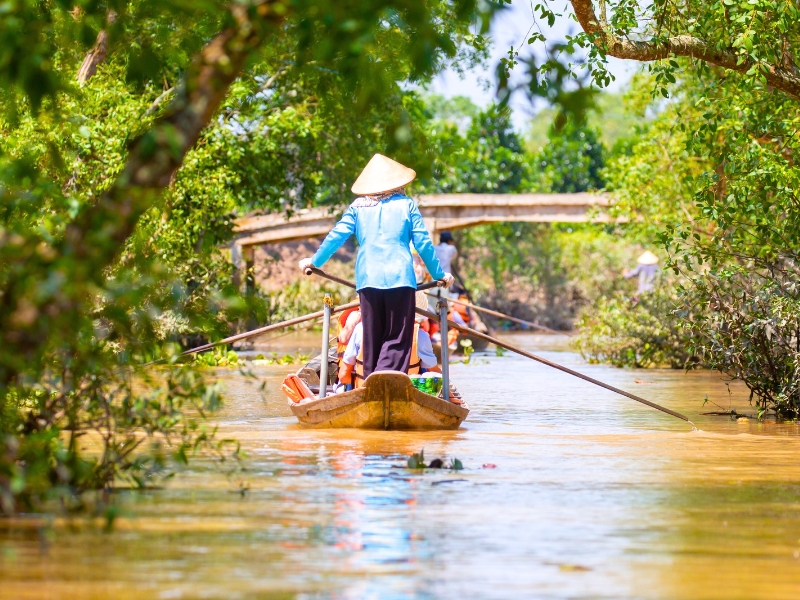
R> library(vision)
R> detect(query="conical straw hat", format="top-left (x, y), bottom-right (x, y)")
top-left (351, 154), bottom-right (416, 195)
top-left (638, 250), bottom-right (659, 265)
top-left (415, 291), bottom-right (429, 312)
top-left (414, 291), bottom-right (429, 322)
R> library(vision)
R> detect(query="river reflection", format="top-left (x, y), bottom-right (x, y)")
top-left (3, 333), bottom-right (800, 599)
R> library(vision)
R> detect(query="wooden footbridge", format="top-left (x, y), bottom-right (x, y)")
top-left (232, 192), bottom-right (613, 250)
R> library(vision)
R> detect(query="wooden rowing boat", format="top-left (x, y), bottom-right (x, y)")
top-left (286, 370), bottom-right (469, 430)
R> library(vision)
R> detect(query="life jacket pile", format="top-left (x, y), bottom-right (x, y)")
top-left (282, 374), bottom-right (315, 403)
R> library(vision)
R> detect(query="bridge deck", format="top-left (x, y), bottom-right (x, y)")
top-left (233, 193), bottom-right (613, 247)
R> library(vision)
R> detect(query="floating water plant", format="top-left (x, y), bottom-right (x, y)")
top-left (194, 348), bottom-right (240, 367)
top-left (406, 449), bottom-right (464, 470)
top-left (407, 449), bottom-right (425, 469)
top-left (251, 352), bottom-right (311, 366)
top-left (460, 338), bottom-right (474, 363)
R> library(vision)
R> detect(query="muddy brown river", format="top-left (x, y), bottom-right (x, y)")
top-left (2, 332), bottom-right (800, 599)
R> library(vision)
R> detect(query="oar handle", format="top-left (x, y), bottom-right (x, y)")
top-left (304, 266), bottom-right (445, 291)
top-left (304, 266), bottom-right (355, 289)
top-left (418, 279), bottom-right (447, 291)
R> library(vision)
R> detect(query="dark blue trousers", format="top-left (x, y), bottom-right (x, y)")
top-left (358, 286), bottom-right (416, 379)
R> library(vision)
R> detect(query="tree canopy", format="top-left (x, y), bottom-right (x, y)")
top-left (0, 0), bottom-right (495, 513)
top-left (553, 4), bottom-right (800, 415)
top-left (537, 0), bottom-right (800, 100)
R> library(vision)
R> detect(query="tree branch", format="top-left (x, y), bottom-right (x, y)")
top-left (144, 87), bottom-right (175, 116)
top-left (76, 11), bottom-right (117, 85)
top-left (261, 67), bottom-right (285, 92)
top-left (569, 0), bottom-right (800, 101)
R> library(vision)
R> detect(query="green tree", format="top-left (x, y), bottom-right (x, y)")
top-left (598, 66), bottom-right (800, 413)
top-left (517, 1), bottom-right (800, 102)
top-left (667, 71), bottom-right (800, 417)
top-left (0, 0), bottom-right (494, 513)
top-left (522, 43), bottom-right (606, 193)
top-left (537, 120), bottom-right (604, 193)
top-left (515, 2), bottom-right (800, 411)
top-left (418, 98), bottom-right (531, 193)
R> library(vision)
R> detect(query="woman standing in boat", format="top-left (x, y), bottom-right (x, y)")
top-left (299, 154), bottom-right (454, 379)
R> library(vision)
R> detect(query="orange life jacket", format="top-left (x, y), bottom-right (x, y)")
top-left (336, 307), bottom-right (361, 368)
top-left (454, 297), bottom-right (471, 322)
top-left (446, 309), bottom-right (461, 346)
top-left (354, 324), bottom-right (421, 388)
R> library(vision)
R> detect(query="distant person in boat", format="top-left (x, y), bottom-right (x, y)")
top-left (299, 154), bottom-right (454, 380)
top-left (434, 231), bottom-right (458, 288)
top-left (337, 292), bottom-right (440, 391)
top-left (623, 251), bottom-right (660, 294)
top-left (430, 303), bottom-right (465, 351)
top-left (450, 286), bottom-right (472, 324)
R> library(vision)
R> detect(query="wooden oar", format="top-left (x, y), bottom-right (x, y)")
top-left (303, 266), bottom-right (446, 291)
top-left (417, 307), bottom-right (689, 422)
top-left (143, 300), bottom-right (360, 367)
top-left (426, 293), bottom-right (562, 335)
top-left (304, 268), bottom-right (688, 422)
top-left (255, 318), bottom-right (323, 346)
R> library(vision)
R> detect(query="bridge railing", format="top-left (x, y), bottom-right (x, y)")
top-left (232, 192), bottom-right (615, 248)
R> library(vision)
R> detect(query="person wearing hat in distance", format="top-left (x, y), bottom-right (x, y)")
top-left (299, 154), bottom-right (455, 380)
top-left (623, 250), bottom-right (660, 294)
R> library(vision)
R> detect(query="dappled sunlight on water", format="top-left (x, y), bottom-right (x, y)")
top-left (3, 333), bottom-right (800, 599)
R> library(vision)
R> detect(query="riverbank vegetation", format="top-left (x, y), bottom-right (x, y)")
top-left (554, 1), bottom-right (800, 420)
top-left (506, 2), bottom-right (800, 420)
top-left (417, 0), bottom-right (800, 423)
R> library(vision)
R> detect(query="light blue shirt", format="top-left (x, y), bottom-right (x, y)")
top-left (343, 323), bottom-right (438, 369)
top-left (311, 194), bottom-right (445, 291)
